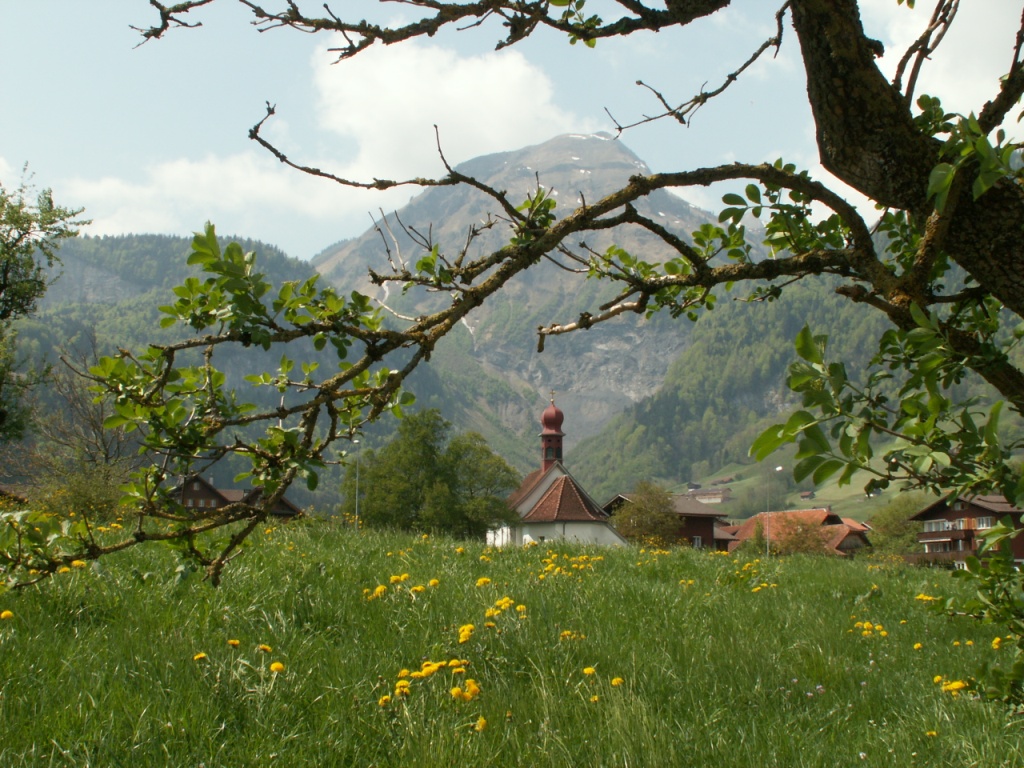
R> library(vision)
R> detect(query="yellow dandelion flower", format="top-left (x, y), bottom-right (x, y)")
top-left (71, 560), bottom-right (87, 569)
top-left (476, 577), bottom-right (492, 587)
top-left (913, 643), bottom-right (923, 650)
top-left (933, 675), bottom-right (944, 684)
top-left (941, 679), bottom-right (967, 693)
top-left (193, 652), bottom-right (208, 661)
top-left (378, 694), bottom-right (392, 707)
top-left (0, 610), bottom-right (13, 620)
top-left (926, 730), bottom-right (938, 737)
top-left (450, 686), bottom-right (464, 700)
top-left (270, 661), bottom-right (285, 673)
top-left (966, 640), bottom-right (974, 646)
top-left (590, 695), bottom-right (600, 702)
top-left (57, 566), bottom-right (71, 574)
top-left (915, 593), bottom-right (939, 602)
top-left (455, 547), bottom-right (465, 554)
top-left (428, 578), bottom-right (440, 587)
top-left (258, 644), bottom-right (273, 653)
top-left (583, 666), bottom-right (596, 676)
top-left (411, 585), bottom-right (426, 594)
top-left (474, 716), bottom-right (487, 732)
top-left (227, 639), bottom-right (240, 647)
top-left (992, 637), bottom-right (1003, 650)
top-left (611, 677), bottom-right (624, 687)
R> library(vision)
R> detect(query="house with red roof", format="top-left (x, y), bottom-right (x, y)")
top-left (723, 507), bottom-right (871, 556)
top-left (488, 398), bottom-right (626, 547)
top-left (906, 493), bottom-right (1024, 567)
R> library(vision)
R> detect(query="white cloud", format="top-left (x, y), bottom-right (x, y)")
top-left (860, 0), bottom-right (1020, 117)
top-left (312, 39), bottom-right (591, 179)
top-left (58, 41), bottom-right (591, 257)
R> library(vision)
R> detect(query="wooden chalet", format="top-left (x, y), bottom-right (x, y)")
top-left (603, 492), bottom-right (733, 550)
top-left (178, 475), bottom-right (302, 518)
top-left (489, 399), bottom-right (626, 547)
top-left (906, 494), bottom-right (1024, 567)
top-left (724, 508), bottom-right (871, 556)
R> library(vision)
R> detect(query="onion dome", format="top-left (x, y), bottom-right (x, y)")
top-left (541, 398), bottom-right (564, 435)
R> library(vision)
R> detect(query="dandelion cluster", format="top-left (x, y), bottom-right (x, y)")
top-left (578, 665), bottom-right (626, 701)
top-left (378, 658), bottom-right (477, 706)
top-left (364, 584), bottom-right (388, 601)
top-left (850, 619), bottom-right (889, 638)
top-left (536, 551), bottom-right (602, 581)
top-left (934, 676), bottom-right (970, 696)
top-left (559, 629), bottom-right (587, 642)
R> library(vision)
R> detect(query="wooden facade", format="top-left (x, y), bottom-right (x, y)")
top-left (602, 493), bottom-right (731, 550)
top-left (907, 494), bottom-right (1024, 567)
top-left (178, 475), bottom-right (301, 517)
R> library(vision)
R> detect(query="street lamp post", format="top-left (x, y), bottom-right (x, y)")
top-left (353, 438), bottom-right (360, 531)
top-left (765, 465), bottom-right (783, 556)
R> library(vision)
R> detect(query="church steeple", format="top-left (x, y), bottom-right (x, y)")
top-left (540, 393), bottom-right (564, 472)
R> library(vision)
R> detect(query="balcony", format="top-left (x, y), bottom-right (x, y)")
top-left (917, 528), bottom-right (973, 544)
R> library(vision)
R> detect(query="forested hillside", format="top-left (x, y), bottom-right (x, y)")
top-left (12, 137), bottom-right (1017, 513)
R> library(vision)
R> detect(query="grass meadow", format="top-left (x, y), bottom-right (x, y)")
top-left (0, 518), bottom-right (1022, 767)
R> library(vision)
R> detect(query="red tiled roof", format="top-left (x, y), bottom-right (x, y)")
top-left (521, 475), bottom-right (610, 523)
top-left (728, 508), bottom-right (869, 556)
top-left (823, 524), bottom-right (870, 555)
top-left (506, 467), bottom-right (549, 510)
top-left (731, 508), bottom-right (840, 541)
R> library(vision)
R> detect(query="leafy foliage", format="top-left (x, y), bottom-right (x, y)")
top-left (610, 481), bottom-right (680, 545)
top-left (24, 1), bottom-right (1018, 588)
top-left (0, 177), bottom-right (86, 440)
top-left (340, 409), bottom-right (519, 538)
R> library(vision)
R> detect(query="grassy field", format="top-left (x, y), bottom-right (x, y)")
top-left (0, 519), bottom-right (1021, 766)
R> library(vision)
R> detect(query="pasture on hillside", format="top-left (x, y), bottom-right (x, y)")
top-left (0, 519), bottom-right (1021, 766)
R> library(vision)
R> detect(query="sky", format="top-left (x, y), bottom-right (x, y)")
top-left (0, 1), bottom-right (1020, 261)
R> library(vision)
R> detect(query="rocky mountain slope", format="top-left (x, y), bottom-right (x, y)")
top-left (312, 133), bottom-right (729, 461)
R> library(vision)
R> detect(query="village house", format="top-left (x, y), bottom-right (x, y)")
top-left (723, 508), bottom-right (871, 556)
top-left (906, 493), bottom-right (1024, 567)
top-left (489, 399), bottom-right (626, 548)
top-left (177, 475), bottom-right (302, 517)
top-left (683, 487), bottom-right (732, 505)
top-left (603, 492), bottom-right (734, 550)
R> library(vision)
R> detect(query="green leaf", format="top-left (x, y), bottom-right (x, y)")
top-left (793, 325), bottom-right (822, 365)
top-left (811, 458), bottom-right (844, 486)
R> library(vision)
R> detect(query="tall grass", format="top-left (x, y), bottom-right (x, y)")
top-left (0, 519), bottom-right (1021, 766)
